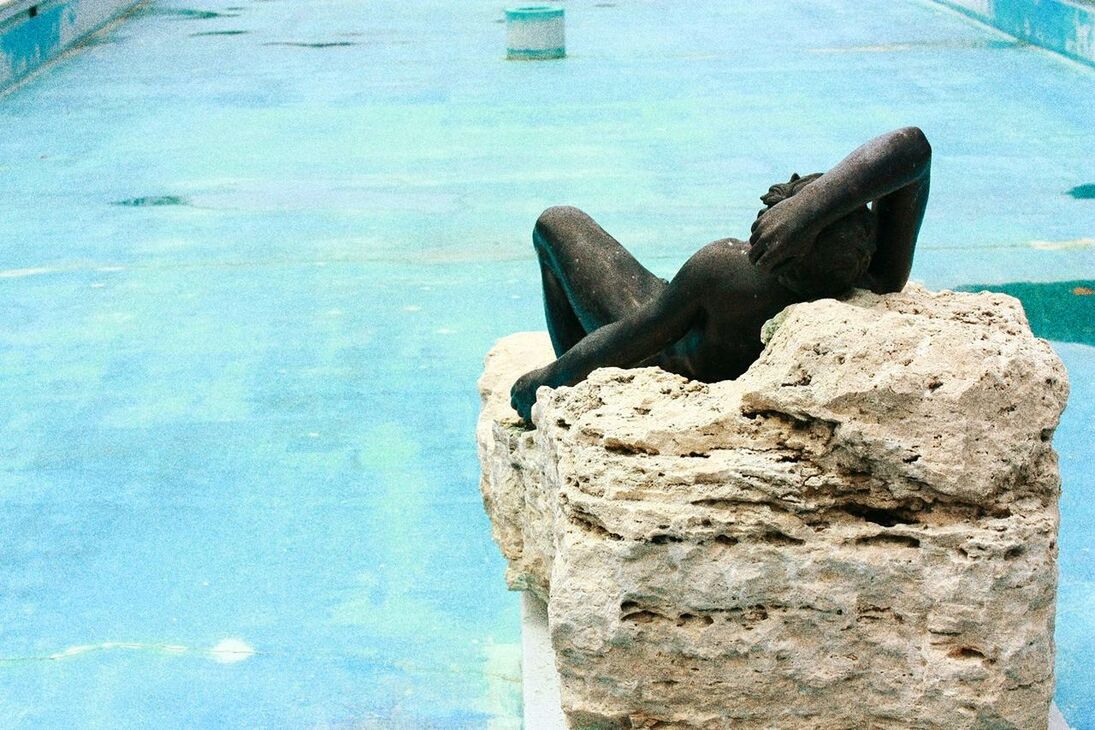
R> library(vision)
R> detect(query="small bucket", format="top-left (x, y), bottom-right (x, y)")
top-left (505, 6), bottom-right (565, 60)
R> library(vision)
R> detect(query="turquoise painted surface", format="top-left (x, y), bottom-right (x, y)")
top-left (0, 0), bottom-right (145, 91)
top-left (933, 0), bottom-right (1095, 66)
top-left (1, 4), bottom-right (66, 82)
top-left (505, 7), bottom-right (565, 21)
top-left (1054, 342), bottom-right (1095, 729)
top-left (0, 0), bottom-right (1091, 727)
top-left (506, 47), bottom-right (566, 60)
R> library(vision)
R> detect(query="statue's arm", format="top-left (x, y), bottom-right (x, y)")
top-left (510, 275), bottom-right (702, 421)
top-left (750, 126), bottom-right (931, 293)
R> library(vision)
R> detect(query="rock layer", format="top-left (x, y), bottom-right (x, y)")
top-left (477, 286), bottom-right (1069, 729)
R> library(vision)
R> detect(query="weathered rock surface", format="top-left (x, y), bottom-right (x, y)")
top-left (477, 286), bottom-right (1069, 730)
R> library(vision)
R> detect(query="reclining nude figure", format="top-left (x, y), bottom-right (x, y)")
top-left (510, 127), bottom-right (932, 422)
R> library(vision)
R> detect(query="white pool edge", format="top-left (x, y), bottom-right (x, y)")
top-left (521, 592), bottom-right (567, 729)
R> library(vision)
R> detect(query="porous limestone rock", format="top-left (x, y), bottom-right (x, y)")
top-left (477, 285), bottom-right (1069, 730)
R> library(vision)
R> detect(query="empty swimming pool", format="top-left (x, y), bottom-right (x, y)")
top-left (0, 0), bottom-right (1091, 726)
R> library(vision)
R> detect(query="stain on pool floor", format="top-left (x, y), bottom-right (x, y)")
top-left (111, 195), bottom-right (191, 207)
top-left (0, 0), bottom-right (1092, 727)
top-left (1068, 183), bottom-right (1095, 200)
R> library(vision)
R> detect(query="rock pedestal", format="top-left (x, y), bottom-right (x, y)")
top-left (477, 286), bottom-right (1069, 730)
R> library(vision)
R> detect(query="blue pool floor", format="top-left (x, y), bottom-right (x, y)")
top-left (0, 0), bottom-right (1092, 727)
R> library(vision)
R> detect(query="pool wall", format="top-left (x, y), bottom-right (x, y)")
top-left (930, 0), bottom-right (1095, 66)
top-left (0, 0), bottom-right (141, 91)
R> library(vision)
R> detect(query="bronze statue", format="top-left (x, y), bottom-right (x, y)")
top-left (511, 127), bottom-right (932, 421)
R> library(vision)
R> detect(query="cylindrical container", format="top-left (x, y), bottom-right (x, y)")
top-left (505, 6), bottom-right (565, 60)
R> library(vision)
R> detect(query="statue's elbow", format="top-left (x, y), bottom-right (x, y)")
top-left (896, 126), bottom-right (932, 166)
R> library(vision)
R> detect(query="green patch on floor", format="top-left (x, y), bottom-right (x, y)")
top-left (1066, 184), bottom-right (1095, 200)
top-left (957, 280), bottom-right (1095, 345)
top-left (111, 195), bottom-right (189, 207)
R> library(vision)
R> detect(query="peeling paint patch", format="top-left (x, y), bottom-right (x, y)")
top-left (1030, 237), bottom-right (1095, 250)
top-left (134, 7), bottom-right (240, 21)
top-left (1, 639), bottom-right (256, 664)
top-left (0, 266), bottom-right (57, 278)
top-left (812, 38), bottom-right (1022, 53)
top-left (209, 638), bottom-right (255, 664)
top-left (263, 41), bottom-right (359, 49)
top-left (111, 195), bottom-right (189, 207)
top-left (190, 30), bottom-right (249, 37)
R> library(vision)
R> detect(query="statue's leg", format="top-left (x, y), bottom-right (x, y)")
top-left (533, 206), bottom-right (666, 356)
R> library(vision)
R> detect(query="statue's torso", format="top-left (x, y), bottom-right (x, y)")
top-left (655, 238), bottom-right (798, 383)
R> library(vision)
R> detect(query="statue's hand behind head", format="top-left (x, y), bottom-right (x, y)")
top-left (748, 195), bottom-right (820, 275)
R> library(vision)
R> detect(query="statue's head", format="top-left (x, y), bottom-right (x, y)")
top-left (757, 173), bottom-right (876, 298)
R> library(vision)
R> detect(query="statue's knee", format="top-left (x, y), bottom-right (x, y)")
top-left (534, 205), bottom-right (583, 245)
